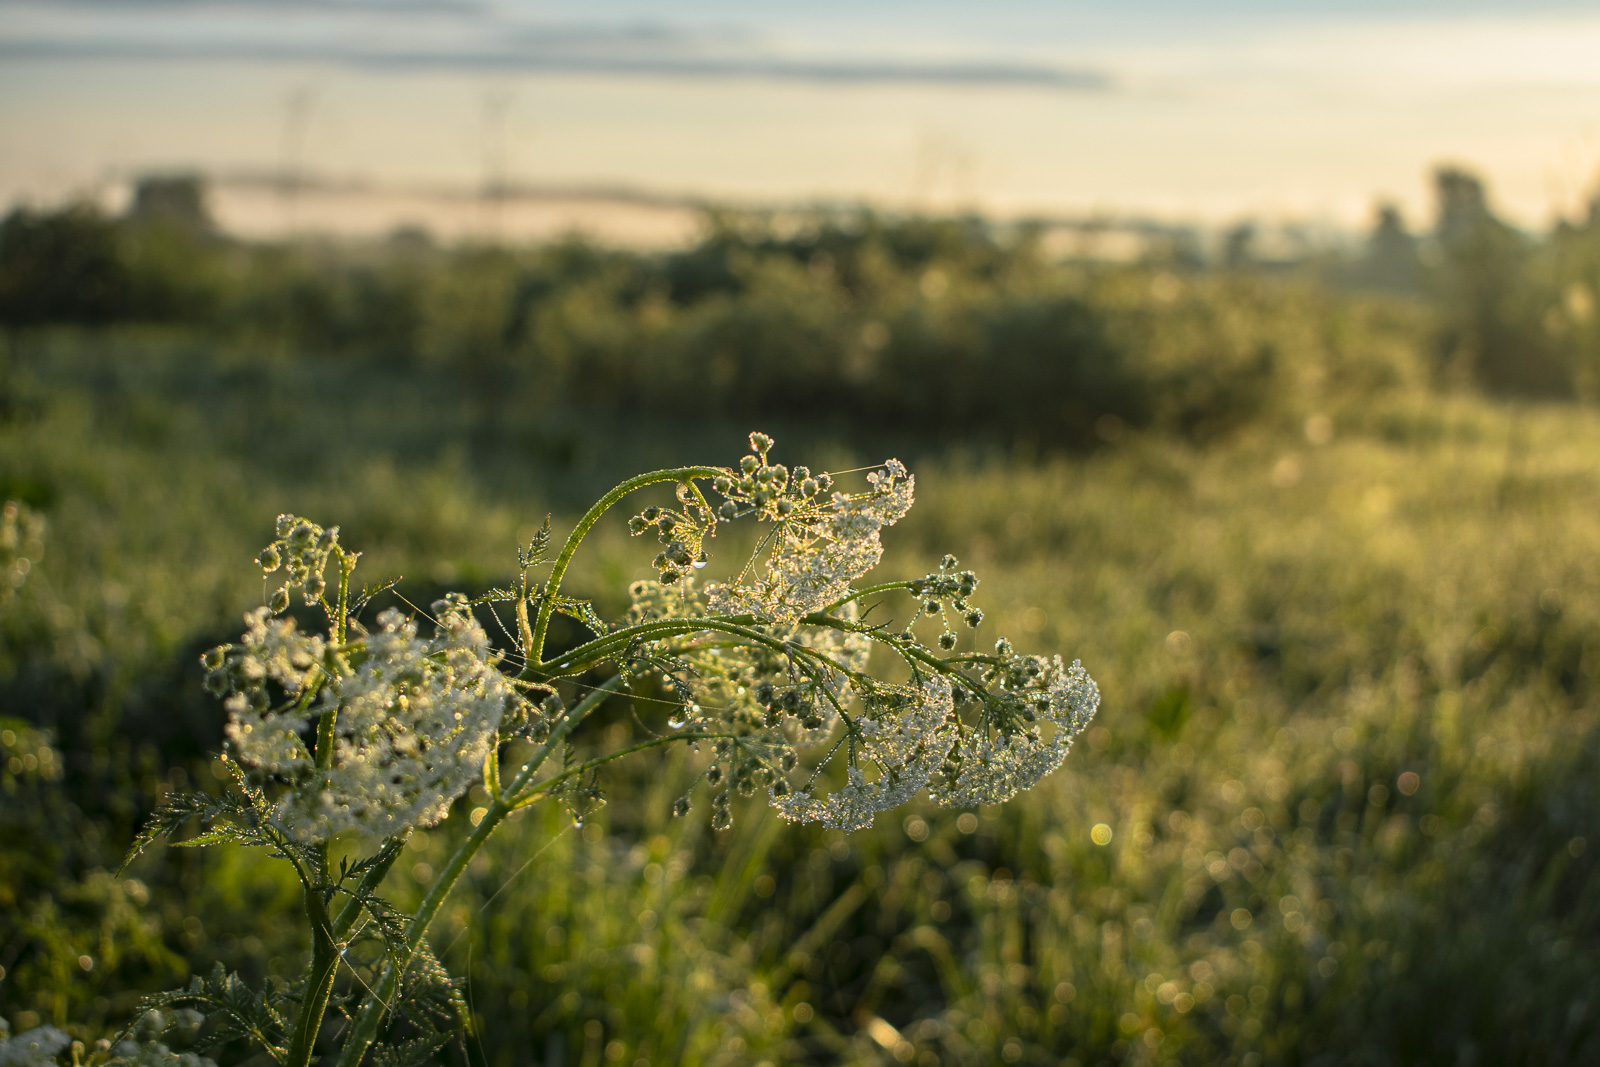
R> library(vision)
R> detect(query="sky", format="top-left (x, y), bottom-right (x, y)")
top-left (3, 0), bottom-right (1600, 238)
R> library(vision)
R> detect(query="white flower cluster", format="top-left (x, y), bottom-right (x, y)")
top-left (213, 599), bottom-right (518, 842)
top-left (0, 1020), bottom-right (70, 1067)
top-left (772, 676), bottom-right (953, 831)
top-left (929, 657), bottom-right (1099, 808)
top-left (708, 459), bottom-right (914, 625)
top-left (107, 1043), bottom-right (216, 1067)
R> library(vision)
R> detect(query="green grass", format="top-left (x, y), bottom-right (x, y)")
top-left (2, 326), bottom-right (1598, 1065)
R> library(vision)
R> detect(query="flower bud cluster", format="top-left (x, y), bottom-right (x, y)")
top-left (257, 515), bottom-right (345, 612)
top-left (709, 431), bottom-right (835, 525)
top-left (706, 437), bottom-right (913, 625)
top-left (904, 554), bottom-right (983, 649)
top-left (627, 481), bottom-right (718, 585)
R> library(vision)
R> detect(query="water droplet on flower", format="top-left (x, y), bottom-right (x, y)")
top-left (692, 560), bottom-right (707, 569)
top-left (667, 715), bottom-right (688, 729)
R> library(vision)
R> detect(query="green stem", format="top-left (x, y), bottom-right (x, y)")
top-left (817, 580), bottom-right (918, 615)
top-left (290, 566), bottom-right (357, 1067)
top-left (333, 676), bottom-right (624, 1067)
top-left (286, 846), bottom-right (337, 1067)
top-left (527, 466), bottom-right (725, 667)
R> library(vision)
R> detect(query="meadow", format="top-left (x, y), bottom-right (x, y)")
top-left (2, 197), bottom-right (1600, 1065)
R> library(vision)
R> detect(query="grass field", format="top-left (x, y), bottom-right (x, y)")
top-left (2, 278), bottom-right (1599, 1064)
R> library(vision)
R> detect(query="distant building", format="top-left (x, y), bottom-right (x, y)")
top-left (126, 174), bottom-right (214, 233)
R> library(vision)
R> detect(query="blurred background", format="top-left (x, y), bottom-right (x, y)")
top-left (3, 1), bottom-right (1600, 1065)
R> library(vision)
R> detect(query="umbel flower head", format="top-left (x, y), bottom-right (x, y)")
top-left (622, 433), bottom-right (1100, 832)
top-left (210, 595), bottom-right (520, 842)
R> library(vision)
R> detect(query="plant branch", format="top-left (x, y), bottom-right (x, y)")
top-left (333, 676), bottom-right (625, 1067)
top-left (527, 466), bottom-right (726, 667)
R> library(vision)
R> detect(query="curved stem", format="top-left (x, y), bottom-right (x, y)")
top-left (817, 580), bottom-right (918, 616)
top-left (534, 615), bottom-right (816, 678)
top-left (334, 676), bottom-right (624, 1067)
top-left (528, 466), bottom-right (726, 667)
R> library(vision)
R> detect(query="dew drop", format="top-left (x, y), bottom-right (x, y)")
top-left (692, 560), bottom-right (707, 569)
top-left (667, 715), bottom-right (688, 730)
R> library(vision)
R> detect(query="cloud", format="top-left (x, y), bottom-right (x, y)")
top-left (6, 0), bottom-right (484, 10)
top-left (0, 1), bottom-right (1108, 89)
top-left (0, 36), bottom-right (1108, 89)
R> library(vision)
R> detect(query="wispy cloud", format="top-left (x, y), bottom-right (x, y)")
top-left (0, 38), bottom-right (1107, 87)
top-left (0, 1), bottom-right (1108, 88)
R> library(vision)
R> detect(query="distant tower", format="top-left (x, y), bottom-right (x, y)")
top-left (279, 86), bottom-right (315, 236)
top-left (1433, 166), bottom-right (1493, 246)
top-left (481, 90), bottom-right (512, 243)
top-left (1358, 203), bottom-right (1420, 292)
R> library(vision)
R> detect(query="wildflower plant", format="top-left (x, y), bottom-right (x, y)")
top-left (116, 433), bottom-right (1098, 1066)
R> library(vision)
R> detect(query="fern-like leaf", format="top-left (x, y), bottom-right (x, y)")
top-left (120, 963), bottom-right (291, 1065)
